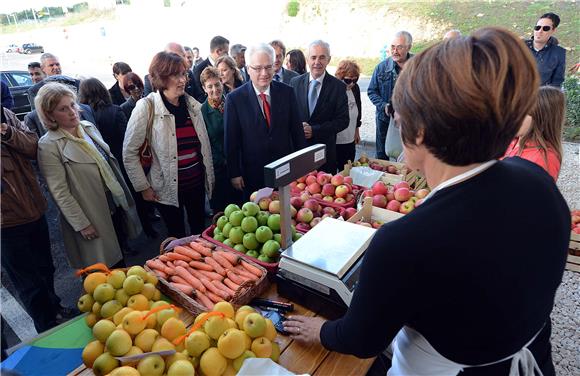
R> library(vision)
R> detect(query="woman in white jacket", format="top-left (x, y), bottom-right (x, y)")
top-left (123, 51), bottom-right (214, 238)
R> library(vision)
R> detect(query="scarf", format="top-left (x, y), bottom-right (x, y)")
top-left (208, 96), bottom-right (225, 114)
top-left (59, 124), bottom-right (129, 210)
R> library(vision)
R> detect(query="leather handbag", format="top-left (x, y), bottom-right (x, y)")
top-left (138, 97), bottom-right (154, 174)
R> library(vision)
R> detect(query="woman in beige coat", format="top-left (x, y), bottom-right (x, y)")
top-left (123, 51), bottom-right (214, 238)
top-left (36, 83), bottom-right (141, 269)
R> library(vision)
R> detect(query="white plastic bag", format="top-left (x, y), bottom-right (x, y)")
top-left (237, 358), bottom-right (310, 376)
top-left (349, 166), bottom-right (384, 188)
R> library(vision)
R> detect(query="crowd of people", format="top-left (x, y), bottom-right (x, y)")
top-left (0, 11), bottom-right (572, 373)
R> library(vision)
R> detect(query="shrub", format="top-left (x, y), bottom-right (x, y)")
top-left (288, 1), bottom-right (299, 17)
top-left (563, 75), bottom-right (580, 141)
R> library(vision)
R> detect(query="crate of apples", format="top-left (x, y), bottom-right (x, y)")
top-left (289, 194), bottom-right (344, 233)
top-left (361, 180), bottom-right (430, 215)
top-left (290, 170), bottom-right (359, 208)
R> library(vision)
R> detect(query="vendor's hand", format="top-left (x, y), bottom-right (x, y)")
top-left (303, 123), bottom-right (312, 139)
top-left (0, 122), bottom-right (8, 135)
top-left (80, 224), bottom-right (99, 240)
top-left (283, 315), bottom-right (326, 345)
top-left (231, 176), bottom-right (245, 191)
top-left (354, 128), bottom-right (361, 144)
top-left (141, 187), bottom-right (159, 202)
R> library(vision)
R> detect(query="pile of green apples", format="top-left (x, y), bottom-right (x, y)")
top-left (212, 201), bottom-right (302, 263)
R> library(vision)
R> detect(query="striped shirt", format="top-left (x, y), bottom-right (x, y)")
top-left (162, 93), bottom-right (204, 192)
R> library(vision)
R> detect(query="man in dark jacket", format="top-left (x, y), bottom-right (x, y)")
top-left (192, 36), bottom-right (230, 103)
top-left (367, 31), bottom-right (413, 160)
top-left (1, 107), bottom-right (66, 332)
top-left (526, 12), bottom-right (566, 87)
top-left (290, 40), bottom-right (349, 173)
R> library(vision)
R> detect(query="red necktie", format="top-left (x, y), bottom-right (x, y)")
top-left (259, 92), bottom-right (271, 128)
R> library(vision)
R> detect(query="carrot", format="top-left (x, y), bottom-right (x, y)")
top-left (204, 257), bottom-right (226, 276)
top-left (195, 292), bottom-right (214, 309)
top-left (187, 266), bottom-right (209, 281)
top-left (205, 291), bottom-right (225, 304)
top-left (146, 259), bottom-right (173, 276)
top-left (170, 275), bottom-right (189, 285)
top-left (198, 269), bottom-right (224, 281)
top-left (233, 266), bottom-right (258, 282)
top-left (223, 278), bottom-right (241, 292)
top-left (215, 250), bottom-right (239, 265)
top-left (200, 278), bottom-right (231, 300)
top-left (174, 245), bottom-right (202, 260)
top-left (226, 270), bottom-right (245, 285)
top-left (159, 254), bottom-right (170, 262)
top-left (175, 266), bottom-right (206, 293)
top-left (153, 269), bottom-right (168, 279)
top-left (173, 260), bottom-right (189, 268)
top-left (212, 280), bottom-right (236, 296)
top-left (194, 238), bottom-right (216, 249)
top-left (166, 252), bottom-right (192, 262)
top-left (189, 242), bottom-right (213, 257)
top-left (241, 260), bottom-right (263, 277)
top-left (189, 260), bottom-right (214, 272)
top-left (212, 253), bottom-right (234, 270)
top-left (170, 282), bottom-right (194, 296)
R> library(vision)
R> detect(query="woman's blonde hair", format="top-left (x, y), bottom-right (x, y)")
top-left (35, 82), bottom-right (77, 131)
top-left (215, 55), bottom-right (243, 83)
top-left (518, 85), bottom-right (565, 164)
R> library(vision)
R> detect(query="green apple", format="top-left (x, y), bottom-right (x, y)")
top-left (115, 289), bottom-right (129, 306)
top-left (262, 240), bottom-right (281, 258)
top-left (213, 227), bottom-right (222, 236)
top-left (216, 215), bottom-right (229, 230)
top-left (105, 329), bottom-right (133, 356)
top-left (242, 233), bottom-right (259, 250)
top-left (229, 210), bottom-right (244, 227)
top-left (229, 226), bottom-right (244, 245)
top-left (243, 313), bottom-right (266, 338)
top-left (291, 224), bottom-right (297, 236)
top-left (214, 233), bottom-right (226, 242)
top-left (93, 283), bottom-right (115, 304)
top-left (234, 244), bottom-right (247, 253)
top-left (137, 354), bottom-right (165, 376)
top-left (122, 275), bottom-right (144, 296)
top-left (77, 294), bottom-right (95, 313)
top-left (246, 250), bottom-right (259, 259)
top-left (92, 352), bottom-right (119, 376)
top-left (222, 222), bottom-right (233, 237)
top-left (223, 238), bottom-right (234, 247)
top-left (273, 233), bottom-right (282, 244)
top-left (267, 214), bottom-right (281, 232)
top-left (258, 254), bottom-right (273, 263)
top-left (241, 216), bottom-right (258, 233)
top-left (100, 300), bottom-right (122, 319)
top-left (126, 265), bottom-right (148, 281)
top-left (255, 226), bottom-right (273, 243)
top-left (233, 350), bottom-right (256, 371)
top-left (242, 202), bottom-right (260, 217)
top-left (256, 211), bottom-right (270, 226)
top-left (106, 270), bottom-right (126, 289)
top-left (293, 232), bottom-right (303, 241)
top-left (224, 204), bottom-right (241, 218)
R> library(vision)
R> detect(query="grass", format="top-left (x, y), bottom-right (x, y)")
top-left (0, 8), bottom-right (115, 34)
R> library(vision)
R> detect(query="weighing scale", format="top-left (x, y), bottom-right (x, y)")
top-left (263, 146), bottom-right (377, 318)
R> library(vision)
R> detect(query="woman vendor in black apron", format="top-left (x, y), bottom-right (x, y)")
top-left (284, 27), bottom-right (570, 376)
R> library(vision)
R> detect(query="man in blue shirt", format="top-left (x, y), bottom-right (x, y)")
top-left (526, 12), bottom-right (566, 88)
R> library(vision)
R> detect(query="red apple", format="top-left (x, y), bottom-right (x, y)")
top-left (289, 181), bottom-right (298, 190)
top-left (321, 213), bottom-right (333, 220)
top-left (394, 181), bottom-right (411, 191)
top-left (573, 227), bottom-right (580, 235)
top-left (317, 174), bottom-right (331, 185)
top-left (300, 192), bottom-right (311, 203)
top-left (297, 176), bottom-right (306, 184)
top-left (371, 220), bottom-right (384, 229)
top-left (363, 189), bottom-right (373, 198)
top-left (372, 194), bottom-right (387, 208)
top-left (304, 199), bottom-right (320, 213)
top-left (296, 208), bottom-right (314, 223)
top-left (271, 191), bottom-right (279, 200)
top-left (334, 197), bottom-right (347, 204)
top-left (305, 175), bottom-right (317, 185)
top-left (335, 185), bottom-right (349, 198)
top-left (322, 183), bottom-right (335, 196)
top-left (296, 182), bottom-right (306, 191)
top-left (296, 222), bottom-right (310, 232)
top-left (268, 200), bottom-right (280, 214)
top-left (258, 197), bottom-right (272, 210)
top-left (394, 187), bottom-right (412, 202)
top-left (415, 188), bottom-right (430, 199)
top-left (386, 200), bottom-right (401, 212)
top-left (371, 181), bottom-right (388, 196)
top-left (310, 217), bottom-right (322, 227)
top-left (290, 196), bottom-right (303, 209)
top-left (345, 193), bottom-right (354, 202)
top-left (399, 200), bottom-right (415, 214)
top-left (344, 176), bottom-right (353, 185)
top-left (250, 191), bottom-right (258, 202)
top-left (307, 183), bottom-right (321, 194)
top-left (386, 191), bottom-right (395, 201)
top-left (330, 174), bottom-right (344, 187)
top-left (323, 196), bottom-right (334, 202)
top-left (312, 193), bottom-right (323, 199)
top-left (343, 207), bottom-right (358, 220)
top-left (322, 207), bottom-right (336, 216)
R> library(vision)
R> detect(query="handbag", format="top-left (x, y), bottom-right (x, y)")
top-left (138, 97), bottom-right (155, 174)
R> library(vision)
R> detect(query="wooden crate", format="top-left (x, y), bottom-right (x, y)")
top-left (567, 232), bottom-right (580, 272)
top-left (347, 197), bottom-right (404, 225)
top-left (342, 154), bottom-right (428, 189)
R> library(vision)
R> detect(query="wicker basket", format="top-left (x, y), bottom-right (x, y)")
top-left (144, 236), bottom-right (269, 316)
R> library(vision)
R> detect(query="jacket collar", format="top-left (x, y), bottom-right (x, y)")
top-left (45, 120), bottom-right (98, 141)
top-left (149, 92), bottom-right (201, 116)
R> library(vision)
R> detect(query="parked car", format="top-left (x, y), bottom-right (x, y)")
top-left (1, 71), bottom-right (32, 119)
top-left (5, 44), bottom-right (19, 53)
top-left (19, 43), bottom-right (44, 54)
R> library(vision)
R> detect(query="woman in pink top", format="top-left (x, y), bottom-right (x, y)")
top-left (504, 86), bottom-right (564, 181)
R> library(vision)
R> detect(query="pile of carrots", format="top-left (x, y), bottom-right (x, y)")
top-left (145, 238), bottom-right (264, 309)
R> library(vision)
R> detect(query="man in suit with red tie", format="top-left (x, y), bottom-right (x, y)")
top-left (290, 40), bottom-right (349, 173)
top-left (225, 43), bottom-right (307, 199)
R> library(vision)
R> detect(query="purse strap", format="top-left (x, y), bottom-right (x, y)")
top-left (144, 96), bottom-right (155, 143)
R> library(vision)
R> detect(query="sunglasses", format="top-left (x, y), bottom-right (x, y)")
top-left (343, 78), bottom-right (358, 84)
top-left (534, 25), bottom-right (552, 32)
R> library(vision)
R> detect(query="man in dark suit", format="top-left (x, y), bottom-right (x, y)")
top-left (225, 43), bottom-right (307, 199)
top-left (230, 44), bottom-right (249, 82)
top-left (192, 36), bottom-right (229, 103)
top-left (270, 40), bottom-right (299, 85)
top-left (144, 42), bottom-right (196, 97)
top-left (290, 40), bottom-right (348, 173)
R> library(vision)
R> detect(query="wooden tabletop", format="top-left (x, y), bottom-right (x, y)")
top-left (69, 282), bottom-right (374, 376)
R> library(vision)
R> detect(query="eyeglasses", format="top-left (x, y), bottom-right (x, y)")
top-left (390, 45), bottom-right (408, 51)
top-left (249, 65), bottom-right (273, 72)
top-left (343, 78), bottom-right (358, 84)
top-left (534, 25), bottom-right (552, 32)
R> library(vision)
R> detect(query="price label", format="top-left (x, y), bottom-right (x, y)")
top-left (275, 163), bottom-right (290, 179)
top-left (314, 149), bottom-right (325, 162)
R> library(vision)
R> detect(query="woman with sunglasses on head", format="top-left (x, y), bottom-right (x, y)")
top-left (334, 60), bottom-right (362, 170)
top-left (526, 12), bottom-right (566, 88)
top-left (120, 72), bottom-right (145, 120)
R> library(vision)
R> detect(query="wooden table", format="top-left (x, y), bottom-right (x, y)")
top-left (69, 282), bottom-right (374, 375)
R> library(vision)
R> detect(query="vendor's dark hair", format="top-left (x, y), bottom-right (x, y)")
top-left (392, 27), bottom-right (539, 166)
top-left (540, 12), bottom-right (560, 28)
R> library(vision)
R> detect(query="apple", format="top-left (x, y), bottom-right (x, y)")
top-left (256, 211), bottom-right (270, 226)
top-left (309, 217), bottom-right (322, 227)
top-left (343, 207), bottom-right (357, 220)
top-left (243, 313), bottom-right (266, 338)
top-left (386, 191), bottom-right (395, 201)
top-left (137, 354), bottom-right (165, 376)
top-left (387, 165), bottom-right (398, 174)
top-left (305, 175), bottom-right (317, 185)
top-left (241, 216), bottom-right (258, 233)
top-left (246, 250), bottom-right (259, 258)
top-left (399, 200), bottom-right (415, 214)
top-left (297, 175), bottom-right (306, 184)
top-left (371, 220), bottom-right (384, 228)
top-left (228, 226), bottom-right (244, 244)
top-left (415, 198), bottom-right (424, 207)
top-left (321, 213), bottom-right (333, 219)
top-left (312, 193), bottom-right (323, 199)
top-left (242, 202), bottom-right (260, 217)
top-left (262, 240), bottom-right (281, 258)
top-left (344, 176), bottom-right (353, 184)
top-left (243, 233), bottom-right (259, 250)
top-left (322, 207), bottom-right (336, 216)
top-left (296, 208), bottom-right (314, 223)
top-left (296, 182), bottom-right (306, 190)
top-left (307, 183), bottom-right (321, 194)
top-left (290, 196), bottom-right (303, 209)
top-left (323, 195), bottom-right (334, 202)
top-left (258, 198), bottom-right (271, 211)
top-left (372, 194), bottom-right (387, 208)
top-left (371, 181), bottom-right (388, 196)
top-left (267, 214), bottom-right (281, 231)
top-left (289, 181), bottom-right (298, 190)
top-left (300, 192), bottom-right (311, 203)
top-left (268, 200), bottom-right (280, 214)
top-left (334, 197), bottom-right (347, 204)
top-left (394, 181), bottom-right (411, 190)
top-left (335, 184), bottom-right (350, 198)
top-left (331, 174), bottom-right (344, 186)
top-left (322, 183), bottom-right (335, 196)
top-left (296, 222), bottom-right (310, 232)
top-left (394, 187), bottom-right (412, 202)
top-left (229, 210), bottom-right (245, 226)
top-left (249, 191), bottom-right (258, 202)
top-left (317, 174), bottom-right (331, 185)
top-left (345, 193), bottom-right (355, 202)
top-left (290, 206), bottom-right (297, 218)
top-left (386, 200), bottom-right (401, 212)
top-left (304, 199), bottom-right (320, 213)
top-left (271, 191), bottom-right (279, 200)
top-left (363, 189), bottom-right (373, 198)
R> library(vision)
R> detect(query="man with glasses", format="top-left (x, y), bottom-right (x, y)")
top-left (27, 62), bottom-right (46, 84)
top-left (526, 12), bottom-right (566, 87)
top-left (270, 40), bottom-right (299, 84)
top-left (224, 43), bottom-right (306, 198)
top-left (368, 31), bottom-right (413, 160)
